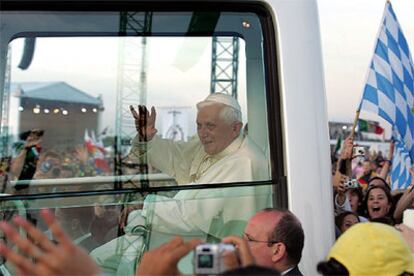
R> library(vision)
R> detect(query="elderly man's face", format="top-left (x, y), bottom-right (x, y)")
top-left (197, 104), bottom-right (241, 155)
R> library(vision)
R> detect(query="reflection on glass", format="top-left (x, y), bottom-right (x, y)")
top-left (0, 9), bottom-right (273, 276)
top-left (0, 35), bottom-right (269, 194)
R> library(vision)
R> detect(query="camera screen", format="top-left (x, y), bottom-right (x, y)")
top-left (198, 254), bottom-right (213, 268)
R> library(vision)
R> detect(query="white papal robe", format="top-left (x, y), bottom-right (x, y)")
top-left (90, 134), bottom-right (271, 274)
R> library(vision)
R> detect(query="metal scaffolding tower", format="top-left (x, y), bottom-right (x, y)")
top-left (115, 12), bottom-right (152, 158)
top-left (210, 37), bottom-right (239, 98)
top-left (1, 47), bottom-right (11, 157)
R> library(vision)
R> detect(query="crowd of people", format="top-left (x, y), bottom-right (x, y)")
top-left (331, 135), bottom-right (414, 235)
top-left (1, 206), bottom-right (414, 275)
top-left (0, 92), bottom-right (414, 275)
top-left (0, 208), bottom-right (304, 276)
top-left (9, 138), bottom-right (113, 181)
top-left (0, 128), bottom-right (152, 194)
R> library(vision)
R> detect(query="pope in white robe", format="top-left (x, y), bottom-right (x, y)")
top-left (90, 93), bottom-right (271, 274)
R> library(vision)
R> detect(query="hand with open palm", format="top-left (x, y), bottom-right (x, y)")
top-left (0, 209), bottom-right (101, 276)
top-left (130, 105), bottom-right (157, 142)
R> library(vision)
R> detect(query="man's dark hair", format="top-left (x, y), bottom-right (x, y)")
top-left (263, 208), bottom-right (305, 266)
top-left (221, 265), bottom-right (281, 276)
top-left (368, 176), bottom-right (390, 191)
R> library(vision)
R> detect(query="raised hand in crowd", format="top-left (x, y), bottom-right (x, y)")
top-left (335, 135), bottom-right (354, 178)
top-left (340, 136), bottom-right (353, 160)
top-left (24, 129), bottom-right (43, 149)
top-left (332, 172), bottom-right (347, 193)
top-left (136, 236), bottom-right (201, 276)
top-left (379, 141), bottom-right (394, 180)
top-left (74, 144), bottom-right (90, 164)
top-left (0, 209), bottom-right (101, 276)
top-left (221, 235), bottom-right (255, 270)
top-left (394, 175), bottom-right (414, 222)
top-left (396, 223), bottom-right (414, 253)
top-left (130, 105), bottom-right (157, 141)
top-left (332, 173), bottom-right (348, 207)
top-left (136, 235), bottom-right (256, 276)
top-left (10, 129), bottom-right (44, 179)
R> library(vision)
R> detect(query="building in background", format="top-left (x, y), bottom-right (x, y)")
top-left (9, 82), bottom-right (103, 150)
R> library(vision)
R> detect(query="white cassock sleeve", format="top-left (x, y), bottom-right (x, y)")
top-left (130, 135), bottom-right (200, 184)
top-left (142, 156), bottom-right (270, 236)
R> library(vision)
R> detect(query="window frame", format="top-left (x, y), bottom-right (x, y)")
top-left (0, 1), bottom-right (286, 208)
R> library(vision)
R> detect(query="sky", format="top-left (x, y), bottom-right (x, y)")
top-left (319, 0), bottom-right (414, 130)
top-left (7, 1), bottom-right (414, 139)
top-left (9, 36), bottom-right (249, 137)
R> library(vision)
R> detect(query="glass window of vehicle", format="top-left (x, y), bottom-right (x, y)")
top-left (0, 4), bottom-right (281, 274)
top-left (0, 9), bottom-right (274, 195)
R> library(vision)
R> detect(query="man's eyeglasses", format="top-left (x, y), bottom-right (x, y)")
top-left (243, 233), bottom-right (278, 245)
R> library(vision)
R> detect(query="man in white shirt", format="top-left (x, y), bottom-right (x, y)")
top-left (91, 93), bottom-right (271, 274)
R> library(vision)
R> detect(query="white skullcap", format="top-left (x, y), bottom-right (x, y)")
top-left (196, 93), bottom-right (241, 112)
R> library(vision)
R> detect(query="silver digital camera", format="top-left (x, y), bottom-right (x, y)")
top-left (352, 146), bottom-right (365, 157)
top-left (344, 178), bottom-right (359, 189)
top-left (193, 243), bottom-right (235, 275)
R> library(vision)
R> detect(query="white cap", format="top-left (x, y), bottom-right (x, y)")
top-left (196, 93), bottom-right (241, 112)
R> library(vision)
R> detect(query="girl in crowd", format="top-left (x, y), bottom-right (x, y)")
top-left (363, 185), bottom-right (394, 224)
top-left (335, 211), bottom-right (360, 234)
top-left (346, 187), bottom-right (365, 217)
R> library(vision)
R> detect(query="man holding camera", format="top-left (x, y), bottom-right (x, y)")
top-left (10, 129), bottom-right (44, 182)
top-left (191, 208), bottom-right (305, 275)
top-left (0, 209), bottom-right (287, 276)
top-left (11, 130), bottom-right (63, 184)
top-left (136, 208), bottom-right (304, 275)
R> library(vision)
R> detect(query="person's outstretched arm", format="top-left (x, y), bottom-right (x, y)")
top-left (379, 141), bottom-right (394, 183)
top-left (136, 236), bottom-right (201, 276)
top-left (0, 209), bottom-right (101, 276)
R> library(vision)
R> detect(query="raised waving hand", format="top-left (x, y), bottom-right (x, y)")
top-left (129, 105), bottom-right (157, 142)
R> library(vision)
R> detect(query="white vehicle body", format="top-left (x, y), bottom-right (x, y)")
top-left (266, 0), bottom-right (334, 272)
top-left (0, 0), bottom-right (334, 274)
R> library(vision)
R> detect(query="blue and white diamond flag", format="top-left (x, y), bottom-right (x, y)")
top-left (359, 2), bottom-right (414, 189)
top-left (391, 132), bottom-right (412, 190)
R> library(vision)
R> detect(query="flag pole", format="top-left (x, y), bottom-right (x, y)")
top-left (350, 110), bottom-right (360, 139)
top-left (345, 110), bottom-right (361, 177)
